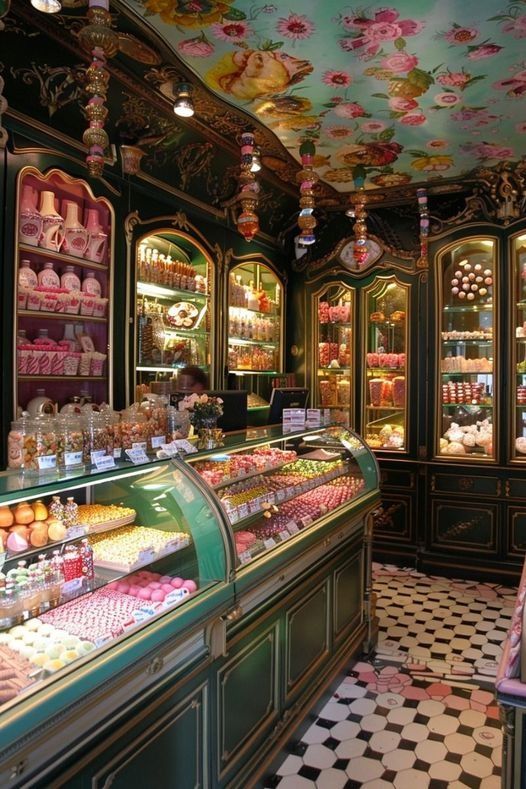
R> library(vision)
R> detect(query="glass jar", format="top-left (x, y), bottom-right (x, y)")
top-left (37, 260), bottom-right (60, 289)
top-left (81, 271), bottom-right (101, 297)
top-left (0, 587), bottom-right (21, 628)
top-left (83, 411), bottom-right (111, 464)
top-left (58, 414), bottom-right (84, 469)
top-left (33, 415), bottom-right (58, 473)
top-left (60, 265), bottom-right (81, 292)
top-left (120, 407), bottom-right (148, 451)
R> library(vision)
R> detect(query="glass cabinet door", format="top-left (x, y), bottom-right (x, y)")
top-left (134, 231), bottom-right (212, 396)
top-left (437, 239), bottom-right (496, 460)
top-left (362, 276), bottom-right (408, 452)
top-left (512, 233), bottom-right (526, 460)
top-left (312, 283), bottom-right (354, 426)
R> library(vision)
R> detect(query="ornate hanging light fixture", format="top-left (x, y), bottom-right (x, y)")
top-left (78, 1), bottom-right (118, 178)
top-left (417, 188), bottom-right (429, 266)
top-left (346, 166), bottom-right (369, 267)
top-left (296, 140), bottom-right (318, 246)
top-left (236, 131), bottom-right (260, 242)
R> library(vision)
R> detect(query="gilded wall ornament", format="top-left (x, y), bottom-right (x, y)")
top-left (10, 62), bottom-right (85, 118)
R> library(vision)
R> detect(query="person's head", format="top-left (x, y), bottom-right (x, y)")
top-left (177, 366), bottom-right (209, 393)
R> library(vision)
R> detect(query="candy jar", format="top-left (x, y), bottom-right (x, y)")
top-left (38, 190), bottom-right (64, 252)
top-left (60, 265), bottom-right (81, 292)
top-left (64, 497), bottom-right (79, 528)
top-left (63, 544), bottom-right (82, 581)
top-left (19, 183), bottom-right (42, 247)
top-left (34, 415), bottom-right (58, 472)
top-left (80, 539), bottom-right (94, 583)
top-left (81, 271), bottom-right (101, 297)
top-left (120, 406), bottom-right (148, 451)
top-left (61, 201), bottom-right (89, 258)
top-left (58, 414), bottom-right (85, 469)
top-left (49, 496), bottom-right (65, 521)
top-left (83, 411), bottom-right (110, 464)
top-left (84, 207), bottom-right (107, 263)
top-left (18, 259), bottom-right (38, 290)
top-left (37, 260), bottom-right (60, 288)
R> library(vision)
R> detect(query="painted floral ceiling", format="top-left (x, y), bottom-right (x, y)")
top-left (124, 0), bottom-right (526, 192)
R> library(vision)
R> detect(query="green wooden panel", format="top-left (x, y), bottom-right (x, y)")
top-left (334, 553), bottom-right (363, 639)
top-left (508, 507), bottom-right (526, 557)
top-left (380, 467), bottom-right (416, 489)
top-left (431, 500), bottom-right (498, 553)
top-left (286, 581), bottom-right (329, 692)
top-left (218, 625), bottom-right (278, 770)
top-left (374, 495), bottom-right (413, 542)
top-left (506, 478), bottom-right (526, 500)
top-left (431, 473), bottom-right (501, 497)
top-left (91, 683), bottom-right (208, 789)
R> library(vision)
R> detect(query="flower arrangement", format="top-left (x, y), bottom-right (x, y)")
top-left (178, 393), bottom-right (223, 428)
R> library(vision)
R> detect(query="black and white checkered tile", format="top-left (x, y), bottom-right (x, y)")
top-left (263, 564), bottom-right (514, 788)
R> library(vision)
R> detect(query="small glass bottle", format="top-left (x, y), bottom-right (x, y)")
top-left (64, 497), bottom-right (79, 528)
top-left (49, 495), bottom-right (65, 521)
top-left (81, 272), bottom-right (101, 297)
top-left (18, 259), bottom-right (38, 290)
top-left (37, 260), bottom-right (60, 289)
top-left (80, 539), bottom-right (94, 583)
top-left (60, 265), bottom-right (81, 292)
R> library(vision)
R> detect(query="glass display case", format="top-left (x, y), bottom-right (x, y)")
top-left (312, 283), bottom-right (354, 426)
top-left (186, 424), bottom-right (379, 567)
top-left (362, 276), bottom-right (409, 452)
top-left (227, 262), bottom-right (283, 418)
top-left (0, 459), bottom-right (228, 716)
top-left (134, 230), bottom-right (212, 395)
top-left (512, 232), bottom-right (526, 461)
top-left (15, 167), bottom-right (113, 417)
top-left (436, 239), bottom-right (497, 460)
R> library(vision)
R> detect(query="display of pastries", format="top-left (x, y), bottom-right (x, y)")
top-left (166, 301), bottom-right (199, 329)
top-left (369, 311), bottom-right (385, 323)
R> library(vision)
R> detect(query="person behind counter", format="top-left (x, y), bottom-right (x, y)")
top-left (176, 366), bottom-right (209, 393)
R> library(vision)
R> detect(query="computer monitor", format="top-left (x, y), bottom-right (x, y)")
top-left (207, 390), bottom-right (248, 433)
top-left (268, 387), bottom-right (309, 425)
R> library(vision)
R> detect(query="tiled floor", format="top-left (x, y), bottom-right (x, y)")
top-left (263, 564), bottom-right (516, 789)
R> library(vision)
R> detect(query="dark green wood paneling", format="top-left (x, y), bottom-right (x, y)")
top-left (431, 499), bottom-right (499, 554)
top-left (380, 467), bottom-right (416, 489)
top-left (285, 580), bottom-right (329, 693)
top-left (506, 478), bottom-right (526, 500)
top-left (507, 506), bottom-right (526, 557)
top-left (333, 552), bottom-right (362, 639)
top-left (431, 472), bottom-right (501, 498)
top-left (374, 494), bottom-right (414, 542)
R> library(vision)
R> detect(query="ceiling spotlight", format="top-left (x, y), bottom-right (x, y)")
top-left (31, 0), bottom-right (62, 11)
top-left (250, 148), bottom-right (261, 173)
top-left (173, 83), bottom-right (194, 118)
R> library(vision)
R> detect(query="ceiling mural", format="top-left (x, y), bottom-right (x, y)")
top-left (124, 0), bottom-right (526, 192)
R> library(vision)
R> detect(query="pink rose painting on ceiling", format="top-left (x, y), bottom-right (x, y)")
top-left (206, 49), bottom-right (313, 100)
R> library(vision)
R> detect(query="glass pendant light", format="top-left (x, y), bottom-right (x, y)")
top-left (173, 83), bottom-right (194, 118)
top-left (31, 0), bottom-right (62, 12)
top-left (250, 149), bottom-right (261, 173)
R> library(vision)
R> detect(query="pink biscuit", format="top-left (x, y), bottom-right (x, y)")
top-left (170, 577), bottom-right (184, 588)
top-left (182, 580), bottom-right (197, 593)
top-left (137, 588), bottom-right (152, 601)
top-left (150, 590), bottom-right (166, 602)
top-left (161, 584), bottom-right (174, 593)
top-left (116, 582), bottom-right (130, 594)
top-left (149, 582), bottom-right (161, 589)
top-left (128, 585), bottom-right (142, 597)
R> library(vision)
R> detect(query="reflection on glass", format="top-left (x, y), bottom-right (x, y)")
top-left (438, 240), bottom-right (495, 460)
top-left (363, 277), bottom-right (408, 451)
top-left (314, 283), bottom-right (353, 427)
top-left (512, 235), bottom-right (526, 459)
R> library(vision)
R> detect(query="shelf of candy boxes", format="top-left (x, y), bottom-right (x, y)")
top-left (440, 419), bottom-right (493, 456)
top-left (319, 341), bottom-right (351, 368)
top-left (229, 276), bottom-right (278, 314)
top-left (17, 328), bottom-right (106, 378)
top-left (318, 301), bottom-right (350, 324)
top-left (233, 474), bottom-right (365, 563)
top-left (137, 246), bottom-right (207, 294)
top-left (7, 401), bottom-right (180, 473)
top-left (192, 446), bottom-right (298, 488)
top-left (366, 352), bottom-right (405, 370)
top-left (217, 458), bottom-right (351, 525)
top-left (441, 330), bottom-right (493, 341)
top-left (441, 356), bottom-right (492, 373)
top-left (18, 259), bottom-right (108, 318)
top-left (442, 382), bottom-right (490, 405)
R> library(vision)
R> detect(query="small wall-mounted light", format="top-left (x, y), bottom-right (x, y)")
top-left (250, 148), bottom-right (261, 173)
top-left (173, 83), bottom-right (194, 118)
top-left (31, 0), bottom-right (62, 10)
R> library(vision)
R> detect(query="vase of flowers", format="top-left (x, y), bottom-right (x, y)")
top-left (178, 393), bottom-right (224, 449)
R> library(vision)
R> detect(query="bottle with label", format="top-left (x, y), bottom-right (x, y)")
top-left (60, 265), bottom-right (81, 292)
top-left (37, 261), bottom-right (60, 289)
top-left (18, 260), bottom-right (38, 290)
top-left (16, 329), bottom-right (28, 347)
top-left (35, 328), bottom-right (57, 346)
top-left (81, 271), bottom-right (101, 297)
top-left (64, 497), bottom-right (79, 527)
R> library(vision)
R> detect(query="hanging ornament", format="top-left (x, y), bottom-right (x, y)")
top-left (347, 166), bottom-right (369, 266)
top-left (416, 187), bottom-right (429, 266)
top-left (78, 1), bottom-right (118, 178)
top-left (296, 140), bottom-right (318, 246)
top-left (236, 132), bottom-right (260, 242)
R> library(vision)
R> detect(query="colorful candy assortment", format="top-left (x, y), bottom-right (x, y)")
top-left (367, 352), bottom-right (405, 369)
top-left (0, 620), bottom-right (95, 675)
top-left (40, 588), bottom-right (141, 642)
top-left (441, 355), bottom-right (492, 373)
top-left (193, 447), bottom-right (297, 487)
top-left (107, 570), bottom-right (197, 603)
top-left (0, 643), bottom-right (34, 704)
top-left (318, 301), bottom-right (350, 324)
top-left (90, 525), bottom-right (190, 572)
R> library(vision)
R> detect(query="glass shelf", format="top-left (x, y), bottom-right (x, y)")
top-left (19, 243), bottom-right (107, 271)
top-left (443, 305), bottom-right (494, 313)
top-left (137, 281), bottom-right (208, 302)
top-left (366, 405), bottom-right (404, 411)
top-left (19, 310), bottom-right (107, 324)
top-left (442, 339), bottom-right (493, 346)
top-left (442, 403), bottom-right (493, 409)
top-left (228, 337), bottom-right (278, 348)
top-left (366, 367), bottom-right (405, 374)
top-left (313, 283), bottom-right (353, 426)
top-left (318, 367), bottom-right (352, 373)
top-left (441, 371), bottom-right (493, 377)
top-left (229, 370), bottom-right (279, 375)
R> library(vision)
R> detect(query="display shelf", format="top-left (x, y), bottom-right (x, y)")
top-left (442, 403), bottom-right (493, 409)
top-left (368, 319), bottom-right (405, 328)
top-left (137, 280), bottom-right (208, 301)
top-left (18, 310), bottom-right (107, 324)
top-left (229, 369), bottom-right (279, 375)
top-left (211, 457), bottom-right (295, 491)
top-left (229, 305), bottom-right (278, 318)
top-left (318, 367), bottom-right (352, 373)
top-left (366, 367), bottom-right (405, 374)
top-left (18, 375), bottom-right (105, 382)
top-left (320, 321), bottom-right (353, 328)
top-left (19, 243), bottom-right (107, 271)
top-left (366, 405), bottom-right (404, 411)
top-left (443, 305), bottom-right (493, 313)
top-left (442, 339), bottom-right (493, 346)
top-left (441, 371), bottom-right (493, 376)
top-left (228, 337), bottom-right (278, 347)
top-left (163, 326), bottom-right (209, 339)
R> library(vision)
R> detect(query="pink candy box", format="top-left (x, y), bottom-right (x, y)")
top-left (27, 290), bottom-right (42, 312)
top-left (90, 353), bottom-right (106, 377)
top-left (39, 350), bottom-right (53, 375)
top-left (80, 293), bottom-right (95, 316)
top-left (79, 353), bottom-right (91, 376)
top-left (93, 297), bottom-right (108, 318)
top-left (50, 350), bottom-right (65, 376)
top-left (64, 352), bottom-right (80, 376)
top-left (65, 290), bottom-right (81, 315)
top-left (18, 288), bottom-right (29, 310)
top-left (17, 349), bottom-right (30, 374)
top-left (26, 350), bottom-right (40, 376)
top-left (54, 293), bottom-right (68, 314)
top-left (41, 292), bottom-right (58, 313)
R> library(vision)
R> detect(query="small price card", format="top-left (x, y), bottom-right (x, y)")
top-left (126, 447), bottom-right (149, 465)
top-left (238, 503), bottom-right (249, 520)
top-left (238, 550), bottom-right (252, 565)
top-left (65, 451), bottom-right (83, 467)
top-left (38, 454), bottom-right (56, 471)
top-left (132, 441), bottom-right (148, 452)
top-left (66, 525), bottom-right (87, 539)
top-left (113, 447), bottom-right (123, 459)
top-left (275, 489), bottom-right (286, 503)
top-left (94, 454), bottom-right (116, 471)
top-left (0, 552), bottom-right (6, 572)
top-left (287, 521), bottom-right (300, 534)
top-left (163, 588), bottom-right (190, 608)
top-left (151, 435), bottom-right (166, 449)
top-left (138, 548), bottom-right (156, 565)
top-left (278, 530), bottom-right (291, 542)
top-left (62, 577), bottom-right (83, 596)
top-left (172, 439), bottom-right (198, 455)
top-left (249, 500), bottom-right (260, 514)
top-left (263, 538), bottom-right (277, 550)
top-left (301, 516), bottom-right (314, 528)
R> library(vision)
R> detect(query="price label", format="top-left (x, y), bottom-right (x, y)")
top-left (151, 435), bottom-right (166, 449)
top-left (94, 454), bottom-right (116, 471)
top-left (263, 538), bottom-right (277, 550)
top-left (275, 489), bottom-right (285, 503)
top-left (113, 447), bottom-right (123, 459)
top-left (62, 577), bottom-right (83, 596)
top-left (38, 454), bottom-right (56, 470)
top-left (65, 451), bottom-right (83, 467)
top-left (172, 439), bottom-right (198, 455)
top-left (302, 516), bottom-right (314, 528)
top-left (91, 450), bottom-right (106, 463)
top-left (132, 441), bottom-right (148, 452)
top-left (238, 550), bottom-right (252, 565)
top-left (287, 521), bottom-right (300, 534)
top-left (66, 525), bottom-right (87, 539)
top-left (126, 447), bottom-right (149, 465)
top-left (94, 634), bottom-right (113, 648)
top-left (278, 530), bottom-right (291, 542)
top-left (138, 548), bottom-right (156, 565)
top-left (238, 503), bottom-right (249, 520)
top-left (163, 588), bottom-right (190, 608)
top-left (249, 500), bottom-right (260, 514)
top-left (229, 510), bottom-right (239, 525)
top-left (132, 604), bottom-right (160, 623)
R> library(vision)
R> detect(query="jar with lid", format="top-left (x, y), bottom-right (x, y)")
top-left (141, 395), bottom-right (168, 451)
top-left (0, 587), bottom-right (22, 628)
top-left (7, 415), bottom-right (39, 471)
top-left (60, 265), bottom-right (81, 292)
top-left (34, 415), bottom-right (58, 472)
top-left (102, 409), bottom-right (122, 459)
top-left (167, 405), bottom-right (190, 440)
top-left (83, 411), bottom-right (111, 464)
top-left (81, 271), bottom-right (101, 297)
top-left (18, 259), bottom-right (37, 290)
top-left (37, 260), bottom-right (60, 289)
top-left (58, 414), bottom-right (84, 469)
top-left (120, 407), bottom-right (148, 451)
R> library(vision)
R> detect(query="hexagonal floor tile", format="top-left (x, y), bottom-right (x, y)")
top-left (461, 751), bottom-right (495, 779)
top-left (417, 699), bottom-right (446, 717)
top-left (387, 706), bottom-right (417, 726)
top-left (302, 744), bottom-right (336, 770)
top-left (376, 692), bottom-right (405, 710)
top-left (369, 730), bottom-right (401, 754)
top-left (335, 738), bottom-right (367, 760)
top-left (400, 722), bottom-right (430, 743)
top-left (317, 702), bottom-right (349, 722)
top-left (276, 776), bottom-right (315, 789)
top-left (459, 708), bottom-right (488, 728)
top-left (345, 755), bottom-right (385, 782)
top-left (394, 768), bottom-right (431, 788)
top-left (429, 759), bottom-right (462, 781)
top-left (302, 724), bottom-right (330, 745)
top-left (427, 713), bottom-right (460, 736)
top-left (349, 697), bottom-right (377, 716)
top-left (361, 713), bottom-right (389, 733)
top-left (382, 748), bottom-right (416, 771)
top-left (277, 755), bottom-right (304, 777)
top-left (444, 732), bottom-right (478, 755)
top-left (314, 767), bottom-right (348, 789)
top-left (415, 739), bottom-right (447, 763)
top-left (329, 719), bottom-right (361, 742)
